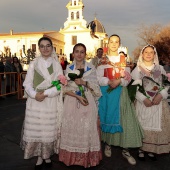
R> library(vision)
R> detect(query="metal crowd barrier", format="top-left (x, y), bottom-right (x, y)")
top-left (0, 72), bottom-right (27, 99)
top-left (0, 71), bottom-right (169, 104)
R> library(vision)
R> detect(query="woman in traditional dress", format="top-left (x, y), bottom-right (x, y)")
top-left (21, 37), bottom-right (63, 170)
top-left (59, 43), bottom-right (102, 168)
top-left (97, 34), bottom-right (143, 165)
top-left (131, 45), bottom-right (170, 161)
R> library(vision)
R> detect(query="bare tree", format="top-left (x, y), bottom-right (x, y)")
top-left (154, 24), bottom-right (170, 60)
top-left (132, 23), bottom-right (170, 61)
top-left (136, 23), bottom-right (161, 45)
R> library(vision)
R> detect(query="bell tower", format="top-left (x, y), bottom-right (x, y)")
top-left (63, 0), bottom-right (87, 28)
top-left (68, 0), bottom-right (84, 20)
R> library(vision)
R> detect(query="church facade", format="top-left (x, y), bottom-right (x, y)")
top-left (60, 0), bottom-right (108, 61)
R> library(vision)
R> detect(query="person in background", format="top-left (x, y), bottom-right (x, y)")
top-left (0, 58), bottom-right (5, 98)
top-left (4, 57), bottom-right (14, 95)
top-left (131, 45), bottom-right (170, 161)
top-left (59, 43), bottom-right (102, 168)
top-left (119, 51), bottom-right (126, 57)
top-left (12, 56), bottom-right (24, 90)
top-left (12, 56), bottom-right (23, 73)
top-left (21, 37), bottom-right (63, 170)
top-left (0, 58), bottom-right (4, 80)
top-left (97, 34), bottom-right (143, 165)
top-left (60, 56), bottom-right (67, 71)
top-left (64, 56), bottom-right (69, 67)
top-left (90, 48), bottom-right (103, 68)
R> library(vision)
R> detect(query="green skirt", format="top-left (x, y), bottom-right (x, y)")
top-left (101, 87), bottom-right (144, 148)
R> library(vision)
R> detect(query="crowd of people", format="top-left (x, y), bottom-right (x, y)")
top-left (0, 56), bottom-right (24, 98)
top-left (20, 36), bottom-right (169, 170)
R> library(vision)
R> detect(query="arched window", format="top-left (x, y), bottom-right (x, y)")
top-left (71, 12), bottom-right (74, 19)
top-left (76, 11), bottom-right (79, 19)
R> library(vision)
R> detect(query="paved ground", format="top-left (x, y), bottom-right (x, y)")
top-left (0, 96), bottom-right (169, 170)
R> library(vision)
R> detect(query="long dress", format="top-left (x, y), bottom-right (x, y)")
top-left (131, 64), bottom-right (170, 154)
top-left (97, 55), bottom-right (143, 148)
top-left (59, 61), bottom-right (102, 168)
top-left (21, 56), bottom-right (63, 159)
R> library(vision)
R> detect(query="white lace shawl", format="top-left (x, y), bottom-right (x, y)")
top-left (64, 61), bottom-right (102, 100)
top-left (23, 53), bottom-right (64, 147)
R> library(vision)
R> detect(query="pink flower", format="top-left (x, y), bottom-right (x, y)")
top-left (124, 71), bottom-right (132, 83)
top-left (120, 69), bottom-right (125, 77)
top-left (57, 75), bottom-right (68, 86)
top-left (167, 73), bottom-right (170, 82)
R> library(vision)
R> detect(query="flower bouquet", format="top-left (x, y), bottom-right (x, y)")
top-left (127, 73), bottom-right (170, 102)
top-left (51, 74), bottom-right (68, 90)
top-left (107, 69), bottom-right (131, 93)
top-left (127, 78), bottom-right (149, 102)
top-left (68, 69), bottom-right (88, 104)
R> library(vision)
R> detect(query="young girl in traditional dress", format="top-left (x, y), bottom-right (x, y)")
top-left (21, 37), bottom-right (63, 170)
top-left (131, 45), bottom-right (170, 161)
top-left (59, 43), bottom-right (102, 168)
top-left (97, 34), bottom-right (143, 165)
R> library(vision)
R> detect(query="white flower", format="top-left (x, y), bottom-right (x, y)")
top-left (68, 69), bottom-right (80, 76)
top-left (74, 69), bottom-right (80, 76)
top-left (67, 76), bottom-right (70, 80)
top-left (132, 79), bottom-right (142, 86)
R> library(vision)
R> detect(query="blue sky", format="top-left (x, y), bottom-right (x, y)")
top-left (0, 0), bottom-right (169, 56)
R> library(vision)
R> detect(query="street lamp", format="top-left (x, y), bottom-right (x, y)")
top-left (20, 45), bottom-right (36, 71)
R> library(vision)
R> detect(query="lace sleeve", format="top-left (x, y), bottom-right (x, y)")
top-left (83, 66), bottom-right (102, 99)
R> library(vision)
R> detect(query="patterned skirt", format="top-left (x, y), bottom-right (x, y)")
top-left (100, 87), bottom-right (144, 148)
top-left (59, 93), bottom-right (102, 168)
top-left (141, 101), bottom-right (170, 154)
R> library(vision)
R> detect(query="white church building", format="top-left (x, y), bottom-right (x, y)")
top-left (60, 0), bottom-right (108, 61)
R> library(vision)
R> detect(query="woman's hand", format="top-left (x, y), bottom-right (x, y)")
top-left (108, 79), bottom-right (121, 89)
top-left (152, 94), bottom-right (162, 105)
top-left (143, 98), bottom-right (153, 107)
top-left (74, 78), bottom-right (86, 86)
top-left (35, 91), bottom-right (47, 102)
top-left (76, 95), bottom-right (89, 106)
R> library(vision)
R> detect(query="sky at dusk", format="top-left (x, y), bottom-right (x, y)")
top-left (0, 0), bottom-right (170, 56)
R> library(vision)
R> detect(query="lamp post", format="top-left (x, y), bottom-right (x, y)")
top-left (21, 45), bottom-right (36, 65)
top-left (20, 45), bottom-right (36, 71)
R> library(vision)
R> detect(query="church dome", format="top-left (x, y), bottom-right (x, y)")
top-left (87, 18), bottom-right (106, 33)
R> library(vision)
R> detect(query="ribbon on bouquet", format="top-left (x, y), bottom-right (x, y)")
top-left (78, 85), bottom-right (85, 98)
top-left (51, 81), bottom-right (61, 90)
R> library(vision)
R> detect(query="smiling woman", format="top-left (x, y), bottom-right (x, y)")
top-left (59, 43), bottom-right (102, 168)
top-left (21, 37), bottom-right (64, 170)
top-left (131, 44), bottom-right (170, 161)
top-left (38, 37), bottom-right (53, 59)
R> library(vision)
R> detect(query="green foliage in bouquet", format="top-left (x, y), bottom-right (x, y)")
top-left (127, 79), bottom-right (149, 102)
top-left (68, 69), bottom-right (84, 81)
top-left (68, 69), bottom-right (88, 104)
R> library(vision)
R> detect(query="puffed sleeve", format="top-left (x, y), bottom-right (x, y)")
top-left (131, 67), bottom-right (147, 103)
top-left (96, 65), bottom-right (109, 86)
top-left (23, 61), bottom-right (37, 98)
